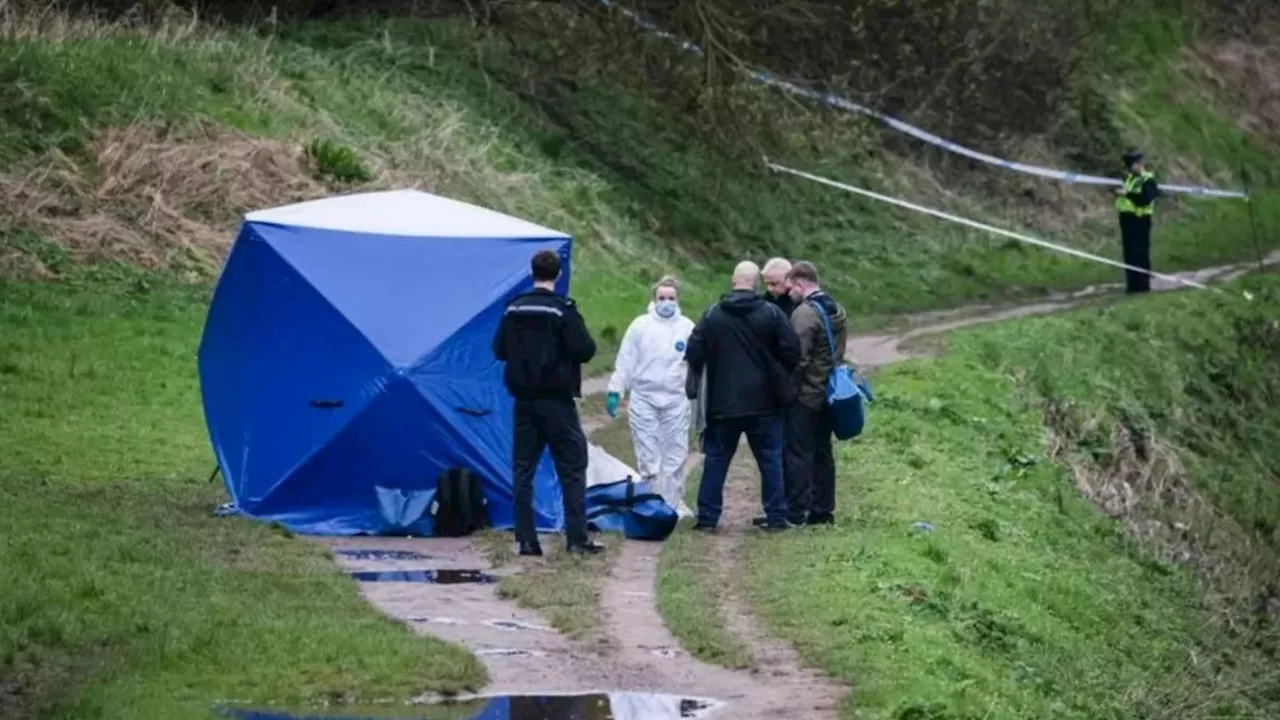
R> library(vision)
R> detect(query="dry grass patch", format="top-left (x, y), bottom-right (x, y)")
top-left (1044, 400), bottom-right (1280, 627)
top-left (0, 0), bottom-right (206, 42)
top-left (2, 120), bottom-right (328, 276)
top-left (1188, 38), bottom-right (1280, 148)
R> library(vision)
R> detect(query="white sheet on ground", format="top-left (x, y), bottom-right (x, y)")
top-left (587, 437), bottom-right (695, 518)
top-left (607, 692), bottom-right (689, 719)
top-left (586, 441), bottom-right (639, 488)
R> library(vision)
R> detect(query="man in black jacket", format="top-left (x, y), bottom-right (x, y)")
top-left (492, 250), bottom-right (602, 557)
top-left (685, 261), bottom-right (801, 532)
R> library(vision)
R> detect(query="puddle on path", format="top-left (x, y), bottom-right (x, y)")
top-left (334, 549), bottom-right (431, 561)
top-left (475, 648), bottom-right (548, 658)
top-left (484, 619), bottom-right (555, 632)
top-left (349, 569), bottom-right (495, 584)
top-left (222, 692), bottom-right (720, 719)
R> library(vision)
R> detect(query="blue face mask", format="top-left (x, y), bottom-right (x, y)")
top-left (654, 300), bottom-right (678, 319)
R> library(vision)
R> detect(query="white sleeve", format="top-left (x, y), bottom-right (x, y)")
top-left (608, 317), bottom-right (643, 395)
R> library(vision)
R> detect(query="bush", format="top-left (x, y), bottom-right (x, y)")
top-left (306, 137), bottom-right (372, 183)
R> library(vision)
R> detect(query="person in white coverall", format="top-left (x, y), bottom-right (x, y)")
top-left (606, 276), bottom-right (696, 518)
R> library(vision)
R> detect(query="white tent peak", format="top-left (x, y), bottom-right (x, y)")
top-left (244, 188), bottom-right (569, 240)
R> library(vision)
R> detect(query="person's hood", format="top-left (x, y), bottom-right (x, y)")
top-left (805, 290), bottom-right (848, 333)
top-left (718, 289), bottom-right (766, 316)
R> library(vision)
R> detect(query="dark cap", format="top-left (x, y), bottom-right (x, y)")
top-left (1122, 149), bottom-right (1144, 165)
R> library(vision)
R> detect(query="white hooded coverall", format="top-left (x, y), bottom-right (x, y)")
top-left (608, 302), bottom-right (696, 518)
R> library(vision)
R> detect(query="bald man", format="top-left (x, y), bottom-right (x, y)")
top-left (684, 260), bottom-right (801, 532)
top-left (762, 257), bottom-right (797, 318)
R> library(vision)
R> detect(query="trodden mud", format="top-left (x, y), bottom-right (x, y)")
top-left (325, 447), bottom-right (841, 719)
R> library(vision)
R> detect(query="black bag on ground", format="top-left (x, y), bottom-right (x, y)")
top-left (431, 468), bottom-right (489, 537)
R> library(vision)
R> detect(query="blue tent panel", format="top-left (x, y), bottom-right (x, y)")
top-left (257, 222), bottom-right (567, 368)
top-left (199, 190), bottom-right (578, 537)
top-left (198, 229), bottom-right (392, 509)
top-left (413, 378), bottom-right (564, 532)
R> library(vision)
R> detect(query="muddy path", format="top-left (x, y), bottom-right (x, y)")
top-left (326, 447), bottom-right (841, 718)
top-left (846, 251), bottom-right (1278, 367)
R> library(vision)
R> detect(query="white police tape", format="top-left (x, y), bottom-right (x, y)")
top-left (764, 158), bottom-right (1254, 299)
top-left (596, 0), bottom-right (1250, 200)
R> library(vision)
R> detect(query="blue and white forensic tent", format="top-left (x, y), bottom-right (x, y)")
top-left (198, 189), bottom-right (574, 535)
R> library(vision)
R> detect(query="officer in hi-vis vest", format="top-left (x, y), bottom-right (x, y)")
top-left (1114, 149), bottom-right (1160, 293)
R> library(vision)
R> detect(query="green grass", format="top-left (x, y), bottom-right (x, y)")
top-left (475, 531), bottom-right (621, 643)
top-left (654, 518), bottom-right (754, 671)
top-left (734, 274), bottom-right (1280, 719)
top-left (0, 277), bottom-right (485, 719)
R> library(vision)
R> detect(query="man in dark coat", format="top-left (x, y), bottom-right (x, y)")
top-left (684, 261), bottom-right (801, 532)
top-left (783, 261), bottom-right (849, 526)
top-left (492, 250), bottom-right (603, 557)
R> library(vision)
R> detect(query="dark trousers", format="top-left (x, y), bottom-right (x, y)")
top-left (697, 413), bottom-right (786, 526)
top-left (784, 402), bottom-right (836, 523)
top-left (512, 398), bottom-right (589, 547)
top-left (1120, 214), bottom-right (1152, 294)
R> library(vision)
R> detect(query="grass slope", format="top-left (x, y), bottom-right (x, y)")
top-left (3, 2), bottom-right (1278, 361)
top-left (738, 276), bottom-right (1280, 719)
top-left (0, 276), bottom-right (484, 719)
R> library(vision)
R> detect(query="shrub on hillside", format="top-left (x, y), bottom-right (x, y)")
top-left (306, 138), bottom-right (373, 184)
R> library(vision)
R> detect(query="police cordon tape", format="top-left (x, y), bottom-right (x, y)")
top-left (595, 0), bottom-right (1250, 200)
top-left (763, 158), bottom-right (1255, 301)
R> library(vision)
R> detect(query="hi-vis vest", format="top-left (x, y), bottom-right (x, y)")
top-left (1115, 171), bottom-right (1155, 217)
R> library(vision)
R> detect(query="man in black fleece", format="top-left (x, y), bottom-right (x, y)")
top-left (492, 249), bottom-right (602, 557)
top-left (684, 260), bottom-right (801, 531)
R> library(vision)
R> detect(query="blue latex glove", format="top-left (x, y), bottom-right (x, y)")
top-left (605, 392), bottom-right (620, 418)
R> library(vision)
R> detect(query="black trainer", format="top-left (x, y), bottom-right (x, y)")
top-left (566, 541), bottom-right (605, 556)
top-left (751, 516), bottom-right (767, 527)
top-left (518, 542), bottom-right (543, 557)
top-left (692, 522), bottom-right (717, 533)
top-left (759, 521), bottom-right (793, 533)
top-left (806, 513), bottom-right (835, 526)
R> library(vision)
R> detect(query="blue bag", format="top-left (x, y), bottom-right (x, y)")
top-left (586, 478), bottom-right (679, 541)
top-left (809, 301), bottom-right (873, 440)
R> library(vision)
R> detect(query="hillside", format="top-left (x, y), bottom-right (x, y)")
top-left (2, 0), bottom-right (1278, 353)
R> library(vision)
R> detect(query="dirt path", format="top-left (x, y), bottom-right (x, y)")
top-left (697, 455), bottom-right (845, 713)
top-left (329, 537), bottom-right (650, 696)
top-left (847, 251), bottom-right (1278, 367)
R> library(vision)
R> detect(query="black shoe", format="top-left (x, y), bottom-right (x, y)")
top-left (518, 542), bottom-right (543, 557)
top-left (760, 521), bottom-right (792, 533)
top-left (692, 522), bottom-right (717, 533)
top-left (806, 513), bottom-right (835, 526)
top-left (566, 541), bottom-right (605, 556)
top-left (751, 516), bottom-right (767, 527)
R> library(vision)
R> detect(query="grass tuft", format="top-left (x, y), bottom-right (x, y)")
top-left (655, 520), bottom-right (754, 670)
top-left (307, 137), bottom-right (373, 184)
top-left (483, 535), bottom-right (622, 643)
